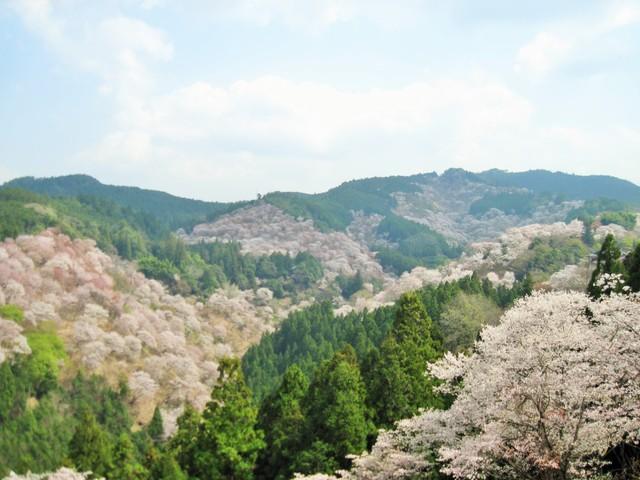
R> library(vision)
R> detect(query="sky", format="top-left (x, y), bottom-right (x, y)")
top-left (1, 0), bottom-right (639, 201)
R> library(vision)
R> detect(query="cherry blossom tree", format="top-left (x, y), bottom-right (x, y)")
top-left (300, 289), bottom-right (640, 480)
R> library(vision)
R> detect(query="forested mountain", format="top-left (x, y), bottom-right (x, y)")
top-left (1, 170), bottom-right (640, 480)
top-left (477, 169), bottom-right (640, 205)
top-left (3, 174), bottom-right (247, 230)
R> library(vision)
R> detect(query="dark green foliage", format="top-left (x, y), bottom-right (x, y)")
top-left (289, 441), bottom-right (339, 476)
top-left (566, 197), bottom-right (633, 222)
top-left (469, 191), bottom-right (537, 216)
top-left (242, 302), bottom-right (396, 401)
top-left (374, 214), bottom-right (462, 274)
top-left (0, 392), bottom-right (74, 477)
top-left (477, 169), bottom-right (640, 205)
top-left (68, 374), bottom-right (133, 437)
top-left (588, 234), bottom-right (625, 298)
top-left (169, 405), bottom-right (202, 476)
top-left (147, 449), bottom-right (187, 480)
top-left (138, 256), bottom-right (180, 286)
top-left (110, 433), bottom-right (148, 480)
top-left (148, 406), bottom-right (165, 445)
top-left (0, 189), bottom-right (58, 240)
top-left (243, 274), bottom-right (530, 402)
top-left (264, 174), bottom-right (429, 232)
top-left (297, 347), bottom-right (373, 473)
top-left (365, 292), bottom-right (441, 427)
top-left (256, 365), bottom-right (309, 480)
top-left (173, 358), bottom-right (264, 480)
top-left (0, 329), bottom-right (76, 476)
top-left (374, 247), bottom-right (421, 275)
top-left (68, 410), bottom-right (115, 478)
top-left (376, 213), bottom-right (429, 242)
top-left (336, 270), bottom-right (364, 298)
top-left (625, 243), bottom-right (640, 293)
top-left (0, 361), bottom-right (16, 422)
top-left (509, 236), bottom-right (588, 278)
top-left (3, 174), bottom-right (248, 230)
top-left (600, 211), bottom-right (637, 230)
top-left (581, 216), bottom-right (595, 246)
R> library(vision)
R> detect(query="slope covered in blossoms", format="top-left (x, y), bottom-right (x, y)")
top-left (0, 229), bottom-right (275, 429)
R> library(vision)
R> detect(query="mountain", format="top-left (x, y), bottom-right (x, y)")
top-left (6, 169), bottom-right (639, 278)
top-left (3, 174), bottom-right (248, 230)
top-left (2, 169), bottom-right (640, 479)
top-left (476, 169), bottom-right (640, 205)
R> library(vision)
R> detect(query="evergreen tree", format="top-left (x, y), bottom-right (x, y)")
top-left (68, 410), bottom-right (114, 478)
top-left (255, 365), bottom-right (309, 480)
top-left (176, 358), bottom-right (264, 480)
top-left (588, 234), bottom-right (624, 298)
top-left (110, 433), bottom-right (148, 480)
top-left (148, 405), bottom-right (164, 445)
top-left (297, 346), bottom-right (372, 474)
top-left (169, 404), bottom-right (201, 476)
top-left (366, 292), bottom-right (442, 427)
top-left (624, 243), bottom-right (640, 293)
top-left (0, 361), bottom-right (16, 421)
top-left (581, 216), bottom-right (594, 246)
top-left (147, 448), bottom-right (187, 480)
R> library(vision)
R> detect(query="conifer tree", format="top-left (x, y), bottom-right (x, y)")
top-left (588, 234), bottom-right (624, 298)
top-left (169, 404), bottom-right (201, 476)
top-left (296, 346), bottom-right (372, 474)
top-left (0, 361), bottom-right (16, 421)
top-left (68, 410), bottom-right (114, 478)
top-left (366, 291), bottom-right (442, 427)
top-left (147, 448), bottom-right (187, 480)
top-left (624, 243), bottom-right (640, 293)
top-left (255, 364), bottom-right (309, 480)
top-left (110, 433), bottom-right (148, 480)
top-left (190, 358), bottom-right (264, 480)
top-left (148, 405), bottom-right (164, 445)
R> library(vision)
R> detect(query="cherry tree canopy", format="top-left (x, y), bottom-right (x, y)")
top-left (299, 288), bottom-right (640, 480)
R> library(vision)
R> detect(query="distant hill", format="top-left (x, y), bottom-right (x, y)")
top-left (3, 174), bottom-right (248, 229)
top-left (476, 169), bottom-right (640, 205)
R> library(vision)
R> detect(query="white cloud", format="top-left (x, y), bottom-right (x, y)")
top-left (515, 32), bottom-right (573, 77)
top-left (515, 1), bottom-right (640, 78)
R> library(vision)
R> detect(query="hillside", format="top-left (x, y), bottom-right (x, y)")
top-left (477, 169), bottom-right (640, 205)
top-left (1, 171), bottom-right (640, 479)
top-left (3, 175), bottom-right (248, 230)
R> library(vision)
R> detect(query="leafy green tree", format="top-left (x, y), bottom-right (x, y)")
top-left (298, 346), bottom-right (372, 474)
top-left (68, 410), bottom-right (114, 478)
top-left (256, 365), bottom-right (309, 480)
top-left (110, 433), bottom-right (148, 480)
top-left (588, 234), bottom-right (625, 298)
top-left (366, 292), bottom-right (442, 427)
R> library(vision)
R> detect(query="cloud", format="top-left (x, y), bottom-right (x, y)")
top-left (515, 32), bottom-right (573, 76)
top-left (515, 1), bottom-right (640, 78)
top-left (8, 0), bottom-right (173, 95)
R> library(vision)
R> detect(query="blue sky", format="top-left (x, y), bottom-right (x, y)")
top-left (1, 0), bottom-right (639, 201)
